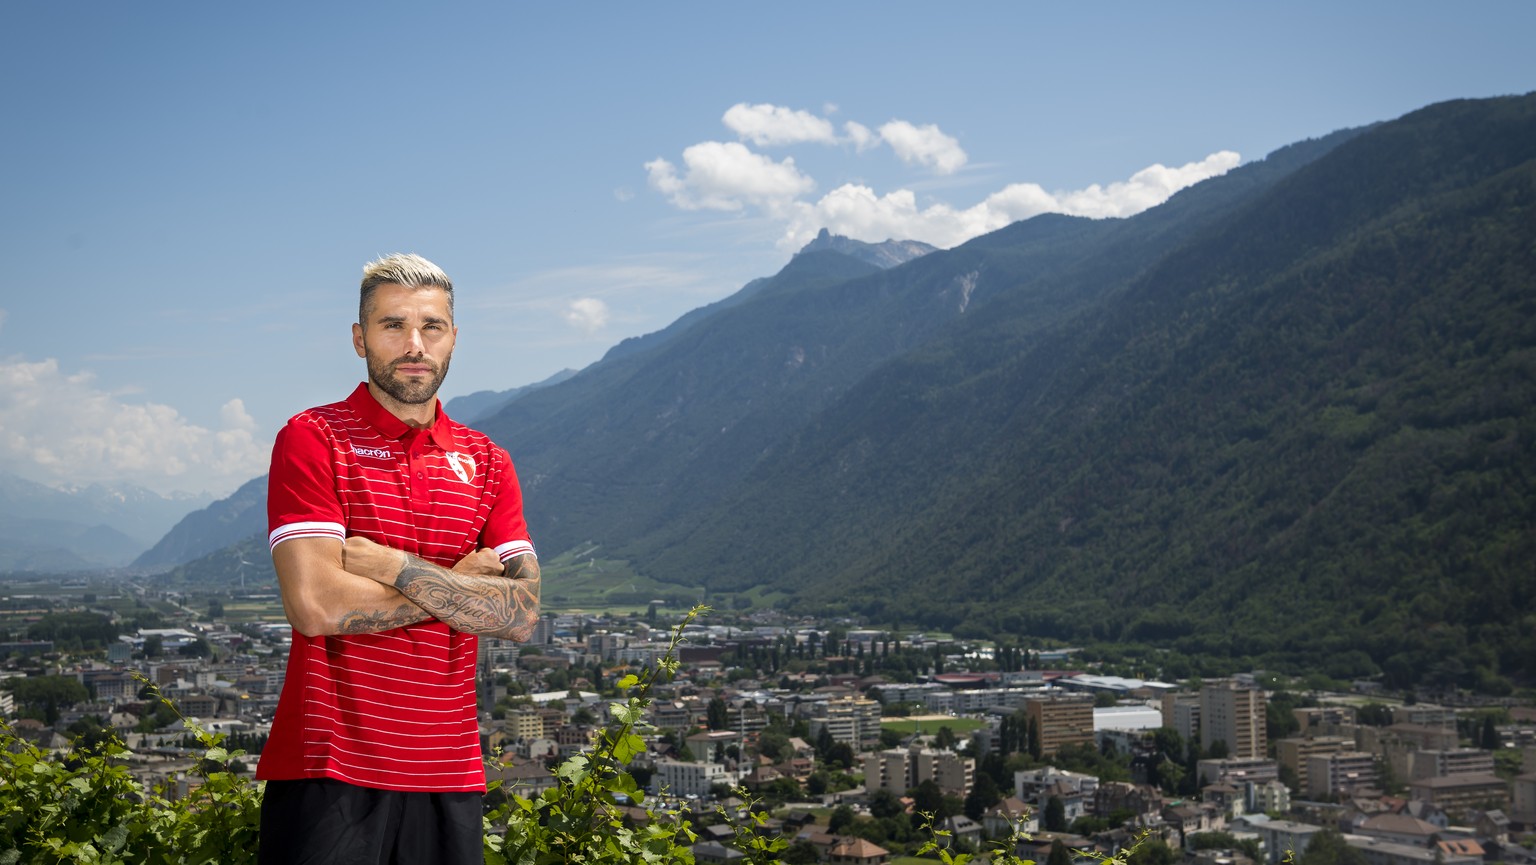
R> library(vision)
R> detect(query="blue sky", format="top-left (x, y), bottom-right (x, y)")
top-left (2, 2), bottom-right (1533, 498)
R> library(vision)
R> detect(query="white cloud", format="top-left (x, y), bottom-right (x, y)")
top-left (843, 121), bottom-right (878, 153)
top-left (723, 102), bottom-right (838, 146)
top-left (878, 120), bottom-right (968, 175)
top-left (646, 141), bottom-right (815, 211)
top-left (1053, 151), bottom-right (1242, 218)
top-left (0, 357), bottom-right (270, 496)
top-left (778, 151), bottom-right (1242, 250)
top-left (563, 298), bottom-right (610, 334)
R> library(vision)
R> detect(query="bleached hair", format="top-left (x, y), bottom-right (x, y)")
top-left (359, 252), bottom-right (455, 324)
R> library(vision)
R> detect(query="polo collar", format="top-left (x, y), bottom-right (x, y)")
top-left (345, 382), bottom-right (456, 450)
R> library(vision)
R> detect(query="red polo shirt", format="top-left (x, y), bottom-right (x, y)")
top-left (258, 382), bottom-right (534, 791)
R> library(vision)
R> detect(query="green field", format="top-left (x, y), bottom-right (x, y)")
top-left (538, 551), bottom-right (694, 614)
top-left (880, 716), bottom-right (987, 737)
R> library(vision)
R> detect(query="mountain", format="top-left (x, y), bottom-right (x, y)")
top-left (154, 94), bottom-right (1536, 691)
top-left (479, 94), bottom-right (1536, 689)
top-left (481, 126), bottom-right (1366, 557)
top-left (0, 470), bottom-right (212, 570)
top-left (794, 228), bottom-right (938, 269)
top-left (444, 368), bottom-right (580, 425)
top-left (131, 474), bottom-right (269, 571)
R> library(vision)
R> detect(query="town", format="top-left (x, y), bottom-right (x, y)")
top-left (2, 578), bottom-right (1533, 865)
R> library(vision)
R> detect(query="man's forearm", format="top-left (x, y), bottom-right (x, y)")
top-left (335, 601), bottom-right (433, 634)
top-left (392, 551), bottom-right (541, 640)
top-left (274, 537), bottom-right (434, 637)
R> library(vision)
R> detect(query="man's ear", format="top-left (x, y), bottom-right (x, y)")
top-left (352, 322), bottom-right (366, 358)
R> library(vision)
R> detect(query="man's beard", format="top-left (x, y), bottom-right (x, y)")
top-left (367, 352), bottom-right (450, 406)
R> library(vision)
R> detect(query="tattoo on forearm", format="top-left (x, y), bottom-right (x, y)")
top-left (336, 603), bottom-right (432, 634)
top-left (393, 552), bottom-right (541, 640)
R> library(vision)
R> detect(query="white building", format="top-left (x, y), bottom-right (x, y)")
top-left (651, 758), bottom-right (730, 798)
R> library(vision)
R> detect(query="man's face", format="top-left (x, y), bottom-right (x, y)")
top-left (352, 283), bottom-right (457, 407)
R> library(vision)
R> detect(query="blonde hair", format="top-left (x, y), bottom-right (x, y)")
top-left (359, 253), bottom-right (454, 324)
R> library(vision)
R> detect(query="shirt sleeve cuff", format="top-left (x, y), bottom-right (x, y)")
top-left (269, 521), bottom-right (346, 550)
top-left (494, 539), bottom-right (536, 562)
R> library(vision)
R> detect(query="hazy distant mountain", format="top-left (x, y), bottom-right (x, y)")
top-left (131, 474), bottom-right (268, 572)
top-left (0, 470), bottom-right (212, 570)
top-left (444, 368), bottom-right (580, 425)
top-left (794, 228), bottom-right (937, 269)
top-left (597, 231), bottom-right (931, 368)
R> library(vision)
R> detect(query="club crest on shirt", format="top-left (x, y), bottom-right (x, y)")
top-left (445, 451), bottom-right (476, 484)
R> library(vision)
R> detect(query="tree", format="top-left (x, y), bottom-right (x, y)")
top-left (964, 771), bottom-right (1002, 821)
top-left (1479, 716), bottom-right (1499, 750)
top-left (782, 840), bottom-right (820, 864)
top-left (911, 779), bottom-right (945, 818)
top-left (1044, 795), bottom-right (1067, 832)
top-left (935, 725), bottom-right (958, 751)
top-left (869, 789), bottom-right (905, 820)
top-left (4, 675), bottom-right (90, 724)
top-left (1047, 840), bottom-right (1073, 865)
top-left (828, 804), bottom-right (857, 834)
top-left (1300, 830), bottom-right (1369, 865)
top-left (179, 637), bottom-right (212, 658)
top-left (707, 696), bottom-right (729, 731)
top-left (1129, 838), bottom-right (1177, 865)
top-left (825, 742), bottom-right (855, 771)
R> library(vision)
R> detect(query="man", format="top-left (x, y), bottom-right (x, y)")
top-left (257, 253), bottom-right (541, 864)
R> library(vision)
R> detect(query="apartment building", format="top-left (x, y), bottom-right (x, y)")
top-left (651, 758), bottom-right (730, 798)
top-left (505, 708), bottom-right (545, 741)
top-left (1161, 691), bottom-right (1201, 743)
top-left (1407, 773), bottom-right (1510, 815)
top-left (1201, 683), bottom-right (1267, 759)
top-left (1275, 736), bottom-right (1352, 793)
top-left (1307, 750), bottom-right (1379, 797)
top-left (1025, 692), bottom-right (1095, 756)
top-left (863, 745), bottom-right (974, 797)
top-left (1407, 748), bottom-right (1494, 780)
top-left (809, 696), bottom-right (883, 750)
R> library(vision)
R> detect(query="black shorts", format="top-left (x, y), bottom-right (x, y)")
top-left (259, 778), bottom-right (483, 865)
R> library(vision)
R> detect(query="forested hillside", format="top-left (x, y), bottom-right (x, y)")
top-left (486, 95), bottom-right (1536, 690)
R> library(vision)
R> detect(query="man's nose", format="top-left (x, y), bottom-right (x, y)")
top-left (405, 328), bottom-right (425, 354)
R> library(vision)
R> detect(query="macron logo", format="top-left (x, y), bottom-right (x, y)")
top-left (353, 445), bottom-right (393, 460)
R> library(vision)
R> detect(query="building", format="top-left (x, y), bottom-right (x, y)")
top-left (1307, 751), bottom-right (1379, 798)
top-left (1354, 813), bottom-right (1439, 847)
top-left (1293, 705), bottom-right (1357, 733)
top-left (1025, 692), bottom-right (1094, 756)
top-left (863, 745), bottom-right (974, 797)
top-left (1162, 691), bottom-right (1201, 743)
top-left (1512, 771), bottom-right (1536, 825)
top-left (1249, 779), bottom-right (1291, 815)
top-left (1015, 766), bottom-right (1098, 824)
top-left (1197, 757), bottom-right (1280, 787)
top-left (808, 697), bottom-right (883, 751)
top-left (1407, 773), bottom-right (1509, 815)
top-left (1201, 683), bottom-right (1267, 760)
top-left (1346, 836), bottom-right (1479, 865)
top-left (651, 758), bottom-right (730, 798)
top-left (1392, 705), bottom-right (1456, 729)
top-left (1275, 736), bottom-right (1352, 794)
top-left (1240, 818), bottom-right (1324, 864)
top-left (1406, 748), bottom-right (1494, 780)
top-left (505, 708), bottom-right (544, 740)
